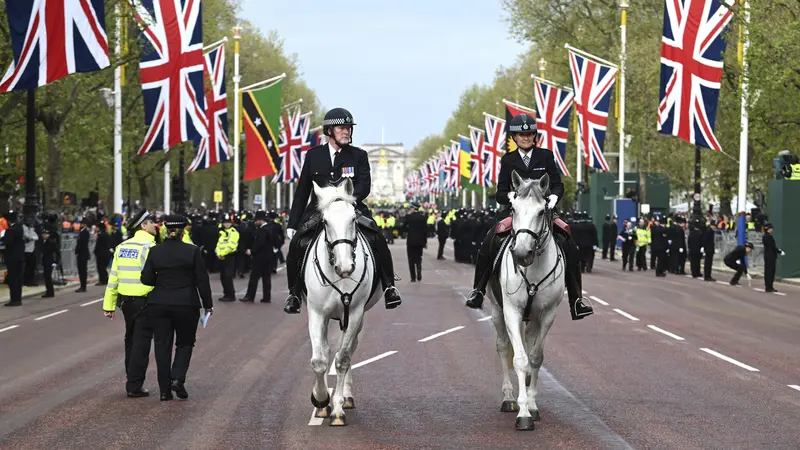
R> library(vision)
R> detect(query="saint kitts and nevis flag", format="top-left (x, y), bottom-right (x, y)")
top-left (243, 79), bottom-right (283, 181)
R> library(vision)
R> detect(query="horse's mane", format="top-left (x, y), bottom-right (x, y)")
top-left (316, 184), bottom-right (356, 211)
top-left (515, 178), bottom-right (545, 202)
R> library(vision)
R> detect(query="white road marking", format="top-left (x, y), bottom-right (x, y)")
top-left (80, 298), bottom-right (104, 307)
top-left (589, 295), bottom-right (609, 306)
top-left (716, 281), bottom-right (729, 285)
top-left (0, 325), bottom-right (19, 333)
top-left (754, 288), bottom-right (764, 292)
top-left (477, 316), bottom-right (493, 322)
top-left (612, 309), bottom-right (639, 322)
top-left (581, 289), bottom-right (588, 294)
top-left (788, 385), bottom-right (800, 393)
top-left (699, 348), bottom-right (759, 372)
top-left (775, 292), bottom-right (787, 296)
top-left (329, 351), bottom-right (399, 375)
top-left (685, 275), bottom-right (693, 279)
top-left (646, 325), bottom-right (685, 341)
top-left (308, 387), bottom-right (334, 426)
top-left (34, 310), bottom-right (68, 321)
top-left (418, 326), bottom-right (465, 342)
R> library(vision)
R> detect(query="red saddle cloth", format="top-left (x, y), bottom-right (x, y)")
top-left (554, 217), bottom-right (570, 236)
top-left (495, 217), bottom-right (513, 234)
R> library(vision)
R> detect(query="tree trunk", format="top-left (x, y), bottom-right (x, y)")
top-left (45, 130), bottom-right (63, 213)
top-left (719, 180), bottom-right (733, 217)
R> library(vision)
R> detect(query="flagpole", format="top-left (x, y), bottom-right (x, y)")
top-left (240, 73), bottom-right (287, 93)
top-left (232, 25), bottom-right (241, 212)
top-left (528, 77), bottom-right (574, 93)
top-left (261, 177), bottom-right (266, 209)
top-left (202, 36), bottom-right (228, 52)
top-left (737, 0), bottom-right (751, 246)
top-left (276, 182), bottom-right (281, 210)
top-left (164, 158), bottom-right (171, 214)
top-left (289, 182), bottom-right (294, 208)
top-left (564, 43), bottom-right (619, 68)
top-left (113, 2), bottom-right (123, 214)
top-left (618, 0), bottom-right (629, 197)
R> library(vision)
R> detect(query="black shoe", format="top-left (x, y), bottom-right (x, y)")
top-left (284, 294), bottom-right (301, 314)
top-left (4, 301), bottom-right (22, 307)
top-left (410, 278), bottom-right (416, 283)
top-left (160, 392), bottom-right (174, 401)
top-left (729, 281), bottom-right (739, 286)
top-left (570, 297), bottom-right (594, 320)
top-left (94, 282), bottom-right (107, 286)
top-left (41, 293), bottom-right (54, 298)
top-left (170, 379), bottom-right (188, 399)
top-left (259, 298), bottom-right (271, 303)
top-left (238, 297), bottom-right (254, 303)
top-left (384, 287), bottom-right (402, 309)
top-left (218, 296), bottom-right (235, 302)
top-left (75, 287), bottom-right (87, 293)
top-left (127, 388), bottom-right (150, 398)
top-left (465, 290), bottom-right (484, 309)
top-left (704, 277), bottom-right (716, 282)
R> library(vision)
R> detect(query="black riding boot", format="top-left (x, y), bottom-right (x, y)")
top-left (466, 229), bottom-right (497, 309)
top-left (368, 229), bottom-right (401, 309)
top-left (283, 234), bottom-right (303, 314)
top-left (559, 235), bottom-right (594, 320)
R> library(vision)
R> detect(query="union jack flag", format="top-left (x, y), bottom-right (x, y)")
top-left (449, 140), bottom-right (461, 190)
top-left (429, 155), bottom-right (442, 194)
top-left (657, 0), bottom-right (734, 151)
top-left (130, 0), bottom-right (206, 155)
top-left (0, 0), bottom-right (110, 93)
top-left (188, 44), bottom-right (229, 173)
top-left (482, 114), bottom-right (506, 187)
top-left (534, 78), bottom-right (574, 176)
top-left (568, 49), bottom-right (617, 171)
top-left (418, 163), bottom-right (430, 193)
top-left (468, 126), bottom-right (486, 187)
top-left (307, 126), bottom-right (321, 148)
top-left (273, 109), bottom-right (310, 183)
top-left (438, 149), bottom-right (450, 192)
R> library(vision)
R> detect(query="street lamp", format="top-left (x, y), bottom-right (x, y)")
top-left (618, 0), bottom-right (629, 198)
top-left (538, 57), bottom-right (547, 78)
top-left (232, 24), bottom-right (242, 212)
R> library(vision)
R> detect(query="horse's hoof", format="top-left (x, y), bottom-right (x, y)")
top-left (515, 416), bottom-right (536, 431)
top-left (315, 405), bottom-right (332, 418)
top-left (329, 413), bottom-right (347, 426)
top-left (531, 409), bottom-right (541, 421)
top-left (343, 397), bottom-right (355, 409)
top-left (311, 393), bottom-right (330, 408)
top-left (500, 400), bottom-right (519, 412)
top-left (525, 374), bottom-right (532, 387)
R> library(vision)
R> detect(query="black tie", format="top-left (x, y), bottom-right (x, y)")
top-left (333, 151), bottom-right (341, 167)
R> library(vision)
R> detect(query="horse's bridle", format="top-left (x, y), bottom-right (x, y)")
top-left (322, 198), bottom-right (358, 266)
top-left (511, 206), bottom-right (553, 258)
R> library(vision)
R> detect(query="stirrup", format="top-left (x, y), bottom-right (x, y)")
top-left (465, 290), bottom-right (484, 309)
top-left (284, 294), bottom-right (301, 314)
top-left (570, 296), bottom-right (594, 320)
top-left (384, 286), bottom-right (402, 309)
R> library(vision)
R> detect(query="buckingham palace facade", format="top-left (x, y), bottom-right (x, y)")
top-left (360, 143), bottom-right (409, 203)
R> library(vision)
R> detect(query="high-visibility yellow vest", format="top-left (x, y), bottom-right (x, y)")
top-left (375, 216), bottom-right (386, 228)
top-left (216, 227), bottom-right (239, 257)
top-left (747, 221), bottom-right (755, 230)
top-left (103, 230), bottom-right (156, 311)
top-left (182, 230), bottom-right (194, 245)
top-left (386, 216), bottom-right (396, 228)
top-left (427, 215), bottom-right (435, 225)
top-left (636, 228), bottom-right (651, 247)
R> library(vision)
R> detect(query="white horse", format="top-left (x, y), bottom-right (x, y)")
top-left (487, 171), bottom-right (566, 431)
top-left (305, 179), bottom-right (379, 426)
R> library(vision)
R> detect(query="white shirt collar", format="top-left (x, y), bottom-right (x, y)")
top-left (329, 143), bottom-right (341, 165)
top-left (518, 147), bottom-right (532, 157)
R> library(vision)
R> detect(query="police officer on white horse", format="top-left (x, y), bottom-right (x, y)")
top-left (464, 113), bottom-right (594, 320)
top-left (284, 107), bottom-right (402, 314)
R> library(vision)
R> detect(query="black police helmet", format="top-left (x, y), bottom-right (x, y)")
top-left (508, 114), bottom-right (537, 135)
top-left (322, 107), bottom-right (356, 139)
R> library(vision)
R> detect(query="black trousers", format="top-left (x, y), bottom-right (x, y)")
top-left (725, 260), bottom-right (746, 284)
top-left (245, 260), bottom-right (271, 300)
top-left (407, 245), bottom-right (423, 280)
top-left (636, 246), bottom-right (647, 269)
top-left (579, 246), bottom-right (594, 272)
top-left (437, 238), bottom-right (447, 259)
top-left (603, 240), bottom-right (616, 260)
top-left (43, 264), bottom-right (54, 295)
top-left (621, 244), bottom-right (635, 270)
top-left (205, 248), bottom-right (217, 273)
top-left (703, 253), bottom-right (714, 279)
top-left (654, 250), bottom-right (667, 275)
top-left (77, 257), bottom-right (88, 288)
top-left (6, 261), bottom-right (23, 304)
top-left (764, 257), bottom-right (777, 290)
top-left (120, 296), bottom-right (153, 392)
top-left (689, 254), bottom-right (702, 278)
top-left (219, 255), bottom-right (236, 297)
top-left (96, 256), bottom-right (109, 284)
top-left (677, 251), bottom-right (687, 274)
top-left (24, 252), bottom-right (36, 285)
top-left (149, 304), bottom-right (200, 395)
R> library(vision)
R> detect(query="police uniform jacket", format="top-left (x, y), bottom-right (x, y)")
top-left (496, 148), bottom-right (565, 206)
top-left (1, 222), bottom-right (25, 264)
top-left (141, 239), bottom-right (213, 309)
top-left (687, 228), bottom-right (703, 256)
top-left (650, 225), bottom-right (669, 252)
top-left (619, 227), bottom-right (637, 247)
top-left (702, 228), bottom-right (716, 255)
top-left (94, 227), bottom-right (110, 260)
top-left (403, 212), bottom-right (428, 247)
top-left (724, 246), bottom-right (748, 272)
top-left (41, 234), bottom-right (60, 267)
top-left (249, 223), bottom-right (274, 265)
top-left (76, 227), bottom-right (91, 261)
top-left (762, 232), bottom-right (781, 261)
top-left (289, 144), bottom-right (371, 230)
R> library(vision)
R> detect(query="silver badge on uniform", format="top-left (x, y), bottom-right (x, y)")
top-left (342, 167), bottom-right (354, 178)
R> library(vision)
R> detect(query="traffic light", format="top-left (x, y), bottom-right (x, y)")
top-left (239, 183), bottom-right (249, 207)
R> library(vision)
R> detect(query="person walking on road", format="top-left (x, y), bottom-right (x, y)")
top-left (141, 215), bottom-right (213, 401)
top-left (215, 214), bottom-right (239, 302)
top-left (687, 220), bottom-right (704, 279)
top-left (723, 242), bottom-right (754, 286)
top-left (75, 218), bottom-right (91, 292)
top-left (618, 220), bottom-right (637, 271)
top-left (762, 223), bottom-right (785, 293)
top-left (40, 226), bottom-right (60, 298)
top-left (702, 222), bottom-right (717, 282)
top-left (435, 212), bottom-right (449, 260)
top-left (240, 210), bottom-right (274, 303)
top-left (403, 202), bottom-right (428, 282)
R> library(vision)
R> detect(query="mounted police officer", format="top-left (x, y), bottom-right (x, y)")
top-left (283, 107), bottom-right (402, 314)
top-left (464, 113), bottom-right (594, 320)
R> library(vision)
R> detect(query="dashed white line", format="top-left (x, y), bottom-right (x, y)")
top-left (0, 325), bottom-right (19, 333)
top-left (612, 309), bottom-right (639, 322)
top-left (81, 298), bottom-right (104, 307)
top-left (308, 387), bottom-right (334, 426)
top-left (589, 295), bottom-right (609, 306)
top-left (647, 325), bottom-right (685, 341)
top-left (351, 351), bottom-right (397, 370)
top-left (581, 289), bottom-right (588, 294)
top-left (754, 288), bottom-right (765, 292)
top-left (34, 309), bottom-right (68, 321)
top-left (477, 316), bottom-right (493, 322)
top-left (418, 326), bottom-right (465, 342)
top-left (788, 385), bottom-right (800, 393)
top-left (774, 292), bottom-right (787, 296)
top-left (699, 348), bottom-right (759, 372)
top-left (716, 281), bottom-right (729, 286)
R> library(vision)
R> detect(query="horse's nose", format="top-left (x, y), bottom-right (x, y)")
top-left (336, 263), bottom-right (353, 278)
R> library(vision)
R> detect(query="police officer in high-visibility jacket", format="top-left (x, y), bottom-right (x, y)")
top-left (102, 209), bottom-right (158, 398)
top-left (216, 214), bottom-right (240, 302)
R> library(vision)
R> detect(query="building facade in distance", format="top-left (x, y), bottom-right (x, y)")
top-left (360, 143), bottom-right (408, 202)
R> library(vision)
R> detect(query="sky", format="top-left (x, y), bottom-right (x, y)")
top-left (240, 0), bottom-right (527, 151)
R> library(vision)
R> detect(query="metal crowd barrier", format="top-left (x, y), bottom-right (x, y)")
top-left (714, 230), bottom-right (764, 271)
top-left (59, 233), bottom-right (98, 278)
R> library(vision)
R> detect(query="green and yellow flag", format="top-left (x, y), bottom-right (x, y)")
top-left (243, 80), bottom-right (282, 181)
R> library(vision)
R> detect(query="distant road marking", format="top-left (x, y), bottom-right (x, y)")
top-left (699, 348), bottom-right (759, 372)
top-left (774, 292), bottom-right (787, 296)
top-left (788, 385), bottom-right (800, 393)
top-left (477, 316), bottom-right (493, 322)
top-left (329, 351), bottom-right (399, 375)
top-left (308, 387), bottom-right (334, 426)
top-left (34, 310), bottom-right (68, 321)
top-left (418, 326), bottom-right (465, 342)
top-left (0, 325), bottom-right (19, 333)
top-left (612, 309), bottom-right (639, 322)
top-left (81, 298), bottom-right (104, 307)
top-left (716, 281), bottom-right (729, 286)
top-left (589, 295), bottom-right (609, 306)
top-left (754, 288), bottom-right (764, 292)
top-left (646, 325), bottom-right (685, 341)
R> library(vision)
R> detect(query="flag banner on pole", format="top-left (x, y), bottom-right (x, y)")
top-left (458, 134), bottom-right (479, 192)
top-left (130, 0), bottom-right (206, 155)
top-left (533, 78), bottom-right (573, 176)
top-left (482, 113), bottom-right (506, 187)
top-left (657, 0), bottom-right (734, 151)
top-left (188, 43), bottom-right (230, 173)
top-left (449, 140), bottom-right (461, 191)
top-left (243, 79), bottom-right (282, 181)
top-left (0, 0), bottom-right (110, 93)
top-left (503, 99), bottom-right (536, 153)
top-left (467, 127), bottom-right (486, 188)
top-left (568, 48), bottom-right (617, 171)
top-left (273, 109), bottom-right (310, 183)
top-left (439, 147), bottom-right (451, 192)
top-left (307, 126), bottom-right (321, 148)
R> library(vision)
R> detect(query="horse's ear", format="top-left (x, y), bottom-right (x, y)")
top-left (539, 173), bottom-right (550, 193)
top-left (511, 170), bottom-right (523, 191)
top-left (343, 177), bottom-right (354, 197)
top-left (312, 181), bottom-right (323, 197)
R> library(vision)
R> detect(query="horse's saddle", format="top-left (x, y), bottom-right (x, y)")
top-left (495, 217), bottom-right (513, 234)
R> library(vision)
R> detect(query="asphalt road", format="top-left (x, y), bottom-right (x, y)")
top-left (1, 243), bottom-right (799, 449)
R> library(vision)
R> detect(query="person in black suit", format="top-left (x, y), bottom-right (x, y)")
top-left (141, 215), bottom-right (213, 401)
top-left (602, 215), bottom-right (617, 260)
top-left (240, 210), bottom-right (273, 303)
top-left (2, 212), bottom-right (25, 307)
top-left (618, 220), bottom-right (637, 271)
top-left (464, 114), bottom-right (593, 320)
top-left (109, 220), bottom-right (124, 254)
top-left (283, 107), bottom-right (401, 314)
top-left (650, 217), bottom-right (669, 277)
top-left (724, 242), bottom-right (753, 286)
top-left (75, 218), bottom-right (91, 292)
top-left (687, 220), bottom-right (704, 278)
top-left (702, 222), bottom-right (717, 281)
top-left (403, 203), bottom-right (428, 282)
top-left (40, 226), bottom-right (60, 298)
top-left (762, 223), bottom-right (784, 292)
top-left (266, 211), bottom-right (284, 274)
top-left (94, 217), bottom-right (111, 286)
top-left (436, 212), bottom-right (449, 260)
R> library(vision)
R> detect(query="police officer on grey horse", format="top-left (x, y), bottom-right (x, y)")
top-left (464, 113), bottom-right (594, 320)
top-left (283, 107), bottom-right (402, 314)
